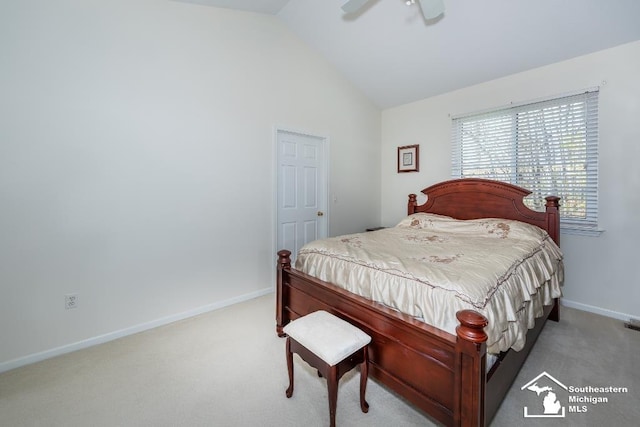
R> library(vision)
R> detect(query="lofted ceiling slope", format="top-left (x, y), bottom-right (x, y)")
top-left (175, 0), bottom-right (640, 109)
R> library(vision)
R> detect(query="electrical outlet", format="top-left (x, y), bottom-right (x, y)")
top-left (65, 293), bottom-right (78, 310)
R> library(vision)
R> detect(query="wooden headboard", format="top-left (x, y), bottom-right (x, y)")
top-left (408, 178), bottom-right (561, 245)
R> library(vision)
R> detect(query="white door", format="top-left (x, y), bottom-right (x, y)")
top-left (276, 129), bottom-right (328, 265)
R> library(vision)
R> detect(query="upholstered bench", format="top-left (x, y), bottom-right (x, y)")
top-left (283, 310), bottom-right (372, 427)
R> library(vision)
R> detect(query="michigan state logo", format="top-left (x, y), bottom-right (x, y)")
top-left (521, 372), bottom-right (567, 418)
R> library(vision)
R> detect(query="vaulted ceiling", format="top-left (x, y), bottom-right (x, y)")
top-left (175, 0), bottom-right (640, 108)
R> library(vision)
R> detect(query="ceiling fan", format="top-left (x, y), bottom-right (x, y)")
top-left (342, 0), bottom-right (445, 20)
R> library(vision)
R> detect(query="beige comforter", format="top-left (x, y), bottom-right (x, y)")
top-left (295, 213), bottom-right (564, 354)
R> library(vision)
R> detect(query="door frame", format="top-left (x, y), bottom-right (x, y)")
top-left (272, 126), bottom-right (330, 284)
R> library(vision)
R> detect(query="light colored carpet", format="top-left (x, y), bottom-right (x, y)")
top-left (1, 293), bottom-right (638, 426)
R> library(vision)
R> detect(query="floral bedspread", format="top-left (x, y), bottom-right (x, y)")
top-left (295, 213), bottom-right (564, 354)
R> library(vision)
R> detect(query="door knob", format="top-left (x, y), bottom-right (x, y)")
top-left (317, 211), bottom-right (324, 216)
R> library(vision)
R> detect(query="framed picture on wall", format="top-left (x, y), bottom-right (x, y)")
top-left (397, 144), bottom-right (419, 173)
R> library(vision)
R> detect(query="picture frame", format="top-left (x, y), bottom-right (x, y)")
top-left (397, 144), bottom-right (419, 173)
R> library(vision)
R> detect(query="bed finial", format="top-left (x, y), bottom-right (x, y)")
top-left (544, 196), bottom-right (561, 246)
top-left (408, 193), bottom-right (418, 214)
top-left (545, 195), bottom-right (560, 208)
top-left (456, 310), bottom-right (488, 344)
top-left (278, 250), bottom-right (292, 269)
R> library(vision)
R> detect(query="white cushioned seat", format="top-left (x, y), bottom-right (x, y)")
top-left (283, 310), bottom-right (371, 366)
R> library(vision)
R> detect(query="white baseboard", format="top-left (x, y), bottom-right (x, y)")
top-left (561, 298), bottom-right (636, 322)
top-left (0, 288), bottom-right (273, 374)
top-left (2, 291), bottom-right (629, 374)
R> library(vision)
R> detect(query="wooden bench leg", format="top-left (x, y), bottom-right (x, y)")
top-left (360, 346), bottom-right (369, 413)
top-left (285, 337), bottom-right (294, 398)
top-left (327, 366), bottom-right (338, 427)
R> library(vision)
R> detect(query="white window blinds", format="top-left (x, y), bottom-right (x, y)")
top-left (451, 89), bottom-right (599, 233)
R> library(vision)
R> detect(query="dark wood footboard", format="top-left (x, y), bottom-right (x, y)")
top-left (278, 250), bottom-right (492, 426)
top-left (276, 250), bottom-right (558, 426)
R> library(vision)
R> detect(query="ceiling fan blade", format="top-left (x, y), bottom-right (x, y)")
top-left (418, 0), bottom-right (445, 20)
top-left (341, 0), bottom-right (371, 14)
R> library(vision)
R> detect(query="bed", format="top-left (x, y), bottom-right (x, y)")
top-left (275, 178), bottom-right (562, 426)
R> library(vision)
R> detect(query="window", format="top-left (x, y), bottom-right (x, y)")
top-left (451, 89), bottom-right (599, 234)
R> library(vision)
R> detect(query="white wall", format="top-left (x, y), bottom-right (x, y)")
top-left (381, 41), bottom-right (640, 321)
top-left (0, 0), bottom-right (381, 369)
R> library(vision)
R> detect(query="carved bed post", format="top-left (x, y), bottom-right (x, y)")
top-left (454, 310), bottom-right (488, 427)
top-left (408, 193), bottom-right (418, 214)
top-left (544, 196), bottom-right (561, 246)
top-left (276, 250), bottom-right (291, 337)
top-left (544, 196), bottom-right (561, 322)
